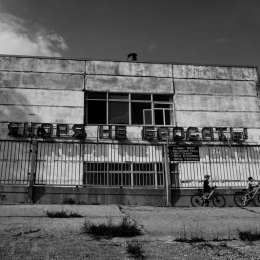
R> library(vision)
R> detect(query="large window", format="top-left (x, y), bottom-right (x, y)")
top-left (85, 92), bottom-right (174, 126)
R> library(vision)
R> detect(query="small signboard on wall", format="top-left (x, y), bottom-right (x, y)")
top-left (168, 146), bottom-right (200, 162)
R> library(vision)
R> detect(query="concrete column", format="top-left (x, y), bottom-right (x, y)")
top-left (163, 145), bottom-right (172, 206)
top-left (28, 140), bottom-right (37, 203)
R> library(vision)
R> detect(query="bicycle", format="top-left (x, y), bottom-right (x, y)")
top-left (234, 185), bottom-right (260, 207)
top-left (191, 186), bottom-right (226, 207)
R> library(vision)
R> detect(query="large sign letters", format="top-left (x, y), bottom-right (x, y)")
top-left (7, 122), bottom-right (248, 142)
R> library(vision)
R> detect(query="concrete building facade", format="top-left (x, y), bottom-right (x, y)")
top-left (0, 54), bottom-right (260, 206)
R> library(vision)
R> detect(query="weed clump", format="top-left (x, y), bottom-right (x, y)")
top-left (174, 224), bottom-right (205, 243)
top-left (68, 212), bottom-right (83, 218)
top-left (81, 216), bottom-right (142, 238)
top-left (189, 235), bottom-right (205, 243)
top-left (174, 224), bottom-right (188, 242)
top-left (45, 209), bottom-right (82, 218)
top-left (126, 240), bottom-right (144, 259)
top-left (45, 209), bottom-right (68, 218)
top-left (189, 224), bottom-right (205, 243)
top-left (62, 197), bottom-right (76, 205)
top-left (238, 229), bottom-right (260, 241)
top-left (175, 237), bottom-right (188, 242)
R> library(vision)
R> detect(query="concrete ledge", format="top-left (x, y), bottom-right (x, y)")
top-left (0, 185), bottom-right (28, 204)
top-left (33, 186), bottom-right (166, 206)
top-left (0, 57), bottom-right (85, 74)
top-left (0, 185), bottom-right (257, 207)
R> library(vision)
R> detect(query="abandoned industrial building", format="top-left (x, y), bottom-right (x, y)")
top-left (0, 54), bottom-right (260, 206)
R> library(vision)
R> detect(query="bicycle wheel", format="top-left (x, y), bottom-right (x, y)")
top-left (212, 194), bottom-right (226, 207)
top-left (191, 195), bottom-right (204, 207)
top-left (234, 193), bottom-right (249, 207)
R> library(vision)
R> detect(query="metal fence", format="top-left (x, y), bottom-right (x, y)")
top-left (173, 145), bottom-right (260, 188)
top-left (1, 139), bottom-right (260, 189)
top-left (0, 140), bottom-right (31, 185)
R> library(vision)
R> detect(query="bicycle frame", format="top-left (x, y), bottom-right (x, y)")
top-left (191, 187), bottom-right (226, 207)
top-left (247, 186), bottom-right (260, 199)
top-left (203, 188), bottom-right (216, 202)
top-left (234, 185), bottom-right (260, 207)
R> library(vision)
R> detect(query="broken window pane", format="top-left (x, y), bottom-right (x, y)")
top-left (154, 103), bottom-right (172, 108)
top-left (154, 109), bottom-right (173, 125)
top-left (165, 110), bottom-right (172, 125)
top-left (153, 94), bottom-right (173, 102)
top-left (144, 110), bottom-right (152, 125)
top-left (87, 92), bottom-right (107, 99)
top-left (109, 93), bottom-right (129, 100)
top-left (87, 101), bottom-right (106, 124)
top-left (109, 102), bottom-right (129, 124)
top-left (131, 94), bottom-right (151, 101)
top-left (155, 110), bottom-right (164, 125)
top-left (132, 103), bottom-right (151, 124)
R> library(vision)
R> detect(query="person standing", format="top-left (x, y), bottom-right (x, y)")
top-left (203, 174), bottom-right (212, 206)
top-left (247, 177), bottom-right (258, 198)
top-left (204, 175), bottom-right (212, 193)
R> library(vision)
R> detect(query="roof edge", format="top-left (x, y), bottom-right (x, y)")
top-left (0, 53), bottom-right (258, 69)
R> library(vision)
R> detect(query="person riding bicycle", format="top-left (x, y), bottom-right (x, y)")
top-left (247, 177), bottom-right (258, 199)
top-left (203, 174), bottom-right (214, 206)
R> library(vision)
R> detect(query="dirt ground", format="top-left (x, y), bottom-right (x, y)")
top-left (1, 205), bottom-right (260, 259)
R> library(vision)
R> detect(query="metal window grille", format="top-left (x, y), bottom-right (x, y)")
top-left (83, 143), bottom-right (164, 188)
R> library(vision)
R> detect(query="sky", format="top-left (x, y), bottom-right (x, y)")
top-left (0, 0), bottom-right (260, 70)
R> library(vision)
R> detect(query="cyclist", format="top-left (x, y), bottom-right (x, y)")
top-left (203, 174), bottom-right (214, 206)
top-left (247, 177), bottom-right (258, 199)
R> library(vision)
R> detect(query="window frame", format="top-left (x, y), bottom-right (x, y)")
top-left (85, 91), bottom-right (175, 126)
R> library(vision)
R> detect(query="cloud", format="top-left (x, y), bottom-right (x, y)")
top-left (0, 12), bottom-right (68, 57)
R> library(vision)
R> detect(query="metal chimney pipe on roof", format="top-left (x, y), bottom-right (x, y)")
top-left (127, 53), bottom-right (138, 61)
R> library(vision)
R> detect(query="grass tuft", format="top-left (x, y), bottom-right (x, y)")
top-left (175, 224), bottom-right (188, 242)
top-left (175, 224), bottom-right (205, 243)
top-left (126, 240), bottom-right (145, 259)
top-left (189, 235), bottom-right (205, 243)
top-left (81, 216), bottom-right (142, 238)
top-left (238, 229), bottom-right (260, 241)
top-left (68, 211), bottom-right (83, 218)
top-left (45, 209), bottom-right (82, 218)
top-left (45, 209), bottom-right (68, 218)
top-left (62, 197), bottom-right (76, 205)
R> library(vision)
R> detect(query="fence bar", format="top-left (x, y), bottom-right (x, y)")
top-left (0, 140), bottom-right (31, 185)
top-left (174, 145), bottom-right (260, 188)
